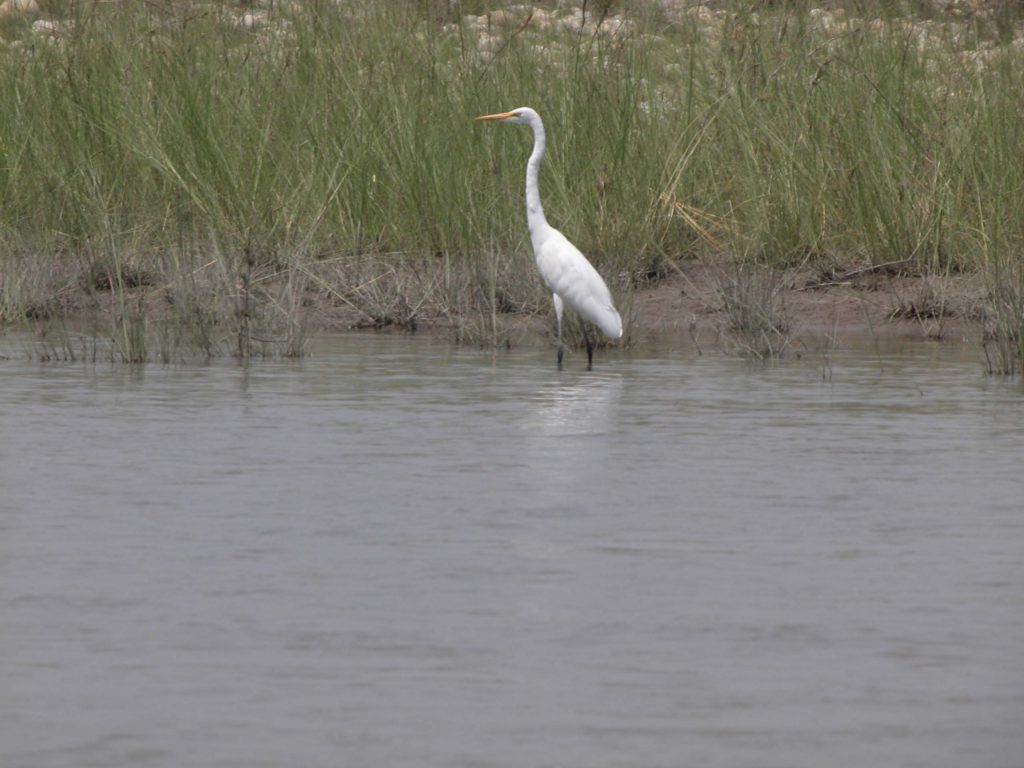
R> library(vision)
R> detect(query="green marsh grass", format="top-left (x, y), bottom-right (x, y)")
top-left (0, 1), bottom-right (1023, 359)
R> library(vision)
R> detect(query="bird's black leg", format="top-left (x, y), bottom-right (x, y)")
top-left (557, 341), bottom-right (564, 369)
top-left (582, 324), bottom-right (594, 371)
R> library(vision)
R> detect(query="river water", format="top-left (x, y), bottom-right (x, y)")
top-left (1, 334), bottom-right (1023, 768)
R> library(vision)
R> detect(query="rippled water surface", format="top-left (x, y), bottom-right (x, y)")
top-left (2, 334), bottom-right (1023, 768)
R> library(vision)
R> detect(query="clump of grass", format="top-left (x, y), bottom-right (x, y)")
top-left (889, 275), bottom-right (956, 339)
top-left (981, 259), bottom-right (1024, 375)
top-left (715, 261), bottom-right (792, 360)
top-left (30, 316), bottom-right (79, 363)
top-left (111, 296), bottom-right (148, 364)
top-left (444, 248), bottom-right (534, 348)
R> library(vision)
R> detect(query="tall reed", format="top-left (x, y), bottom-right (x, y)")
top-left (0, 1), bottom-right (1022, 357)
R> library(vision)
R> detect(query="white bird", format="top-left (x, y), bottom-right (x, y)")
top-left (476, 107), bottom-right (623, 369)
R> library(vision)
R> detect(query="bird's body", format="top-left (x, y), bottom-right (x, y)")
top-left (531, 222), bottom-right (623, 339)
top-left (476, 107), bottom-right (622, 368)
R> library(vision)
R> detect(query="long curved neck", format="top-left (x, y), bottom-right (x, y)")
top-left (525, 116), bottom-right (548, 236)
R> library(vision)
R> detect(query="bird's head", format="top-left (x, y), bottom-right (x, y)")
top-left (475, 107), bottom-right (538, 126)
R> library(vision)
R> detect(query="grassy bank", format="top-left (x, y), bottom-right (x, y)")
top-left (1, 0), bottom-right (1023, 365)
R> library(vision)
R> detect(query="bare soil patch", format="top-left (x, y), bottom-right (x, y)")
top-left (310, 262), bottom-right (989, 349)
top-left (630, 263), bottom-right (986, 343)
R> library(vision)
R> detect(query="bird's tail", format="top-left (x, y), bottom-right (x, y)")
top-left (599, 307), bottom-right (623, 339)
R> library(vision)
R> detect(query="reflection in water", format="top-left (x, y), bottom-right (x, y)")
top-left (530, 373), bottom-right (624, 432)
top-left (1, 334), bottom-right (1023, 768)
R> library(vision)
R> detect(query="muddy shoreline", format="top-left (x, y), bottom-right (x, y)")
top-left (309, 265), bottom-right (988, 349)
top-left (4, 263), bottom-right (995, 365)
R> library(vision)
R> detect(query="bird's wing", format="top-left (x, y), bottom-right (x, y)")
top-left (535, 229), bottom-right (622, 338)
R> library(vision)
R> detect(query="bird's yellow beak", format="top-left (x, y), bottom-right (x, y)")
top-left (475, 111), bottom-right (517, 121)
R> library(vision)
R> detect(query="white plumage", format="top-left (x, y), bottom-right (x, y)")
top-left (477, 106), bottom-right (622, 368)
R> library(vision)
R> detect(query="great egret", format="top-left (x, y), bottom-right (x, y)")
top-left (476, 107), bottom-right (622, 369)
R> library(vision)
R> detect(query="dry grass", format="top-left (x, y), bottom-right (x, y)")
top-left (981, 260), bottom-right (1024, 375)
top-left (714, 262), bottom-right (793, 360)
